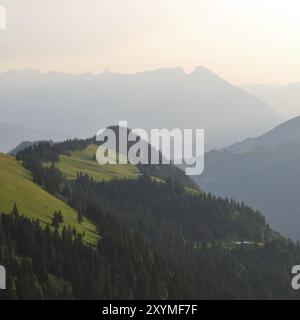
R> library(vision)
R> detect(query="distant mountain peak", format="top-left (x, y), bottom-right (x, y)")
top-left (191, 65), bottom-right (213, 74)
top-left (188, 66), bottom-right (228, 84)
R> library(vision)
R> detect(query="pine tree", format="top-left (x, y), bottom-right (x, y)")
top-left (52, 211), bottom-right (59, 229)
top-left (57, 210), bottom-right (64, 224)
top-left (77, 212), bottom-right (83, 224)
top-left (12, 202), bottom-right (19, 218)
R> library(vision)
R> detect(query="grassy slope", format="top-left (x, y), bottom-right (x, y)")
top-left (0, 153), bottom-right (98, 245)
top-left (56, 146), bottom-right (199, 197)
top-left (0, 144), bottom-right (196, 246)
top-left (55, 144), bottom-right (140, 181)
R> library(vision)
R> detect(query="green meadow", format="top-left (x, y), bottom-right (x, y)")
top-left (0, 153), bottom-right (98, 245)
top-left (54, 144), bottom-right (140, 181)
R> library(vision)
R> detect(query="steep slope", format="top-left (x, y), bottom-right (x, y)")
top-left (194, 117), bottom-right (300, 240)
top-left (0, 153), bottom-right (98, 244)
top-left (227, 116), bottom-right (300, 152)
top-left (1, 177), bottom-right (300, 300)
top-left (0, 68), bottom-right (281, 151)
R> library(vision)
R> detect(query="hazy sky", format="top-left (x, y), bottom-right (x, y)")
top-left (1, 0), bottom-right (300, 84)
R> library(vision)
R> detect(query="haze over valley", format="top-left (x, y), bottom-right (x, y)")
top-left (241, 83), bottom-right (300, 119)
top-left (0, 67), bottom-right (281, 152)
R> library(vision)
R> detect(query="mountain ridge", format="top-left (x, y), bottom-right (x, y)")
top-left (194, 116), bottom-right (300, 240)
top-left (0, 66), bottom-right (282, 151)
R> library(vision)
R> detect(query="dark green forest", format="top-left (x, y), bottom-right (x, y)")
top-left (0, 138), bottom-right (299, 300)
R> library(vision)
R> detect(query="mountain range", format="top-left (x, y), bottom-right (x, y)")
top-left (0, 67), bottom-right (281, 152)
top-left (1, 67), bottom-right (300, 299)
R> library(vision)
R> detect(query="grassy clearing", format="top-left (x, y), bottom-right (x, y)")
top-left (55, 144), bottom-right (140, 181)
top-left (0, 153), bottom-right (98, 245)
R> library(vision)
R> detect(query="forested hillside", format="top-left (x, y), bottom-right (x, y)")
top-left (0, 138), bottom-right (298, 299)
top-left (0, 176), bottom-right (300, 299)
top-left (194, 116), bottom-right (300, 240)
